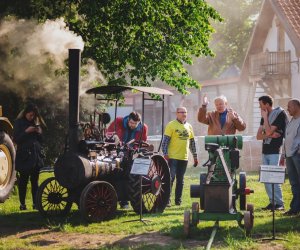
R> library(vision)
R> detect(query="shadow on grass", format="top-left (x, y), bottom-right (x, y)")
top-left (250, 213), bottom-right (300, 239)
top-left (102, 222), bottom-right (244, 249)
top-left (0, 209), bottom-right (127, 237)
top-left (103, 227), bottom-right (208, 250)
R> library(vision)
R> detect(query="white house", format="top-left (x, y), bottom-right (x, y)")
top-left (241, 0), bottom-right (300, 134)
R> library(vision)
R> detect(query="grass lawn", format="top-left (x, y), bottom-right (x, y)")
top-left (1, 166), bottom-right (300, 249)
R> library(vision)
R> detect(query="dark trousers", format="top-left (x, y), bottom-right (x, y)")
top-left (286, 154), bottom-right (300, 212)
top-left (18, 168), bottom-right (40, 206)
top-left (169, 159), bottom-right (188, 204)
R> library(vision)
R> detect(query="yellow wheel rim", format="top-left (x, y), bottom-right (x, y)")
top-left (0, 144), bottom-right (12, 191)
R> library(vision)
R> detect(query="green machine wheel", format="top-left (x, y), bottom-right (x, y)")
top-left (239, 172), bottom-right (246, 210)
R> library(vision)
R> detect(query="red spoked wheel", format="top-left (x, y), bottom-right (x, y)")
top-left (80, 181), bottom-right (118, 222)
top-left (128, 155), bottom-right (171, 214)
top-left (36, 177), bottom-right (72, 217)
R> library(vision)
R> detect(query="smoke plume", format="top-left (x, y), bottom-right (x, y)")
top-left (0, 17), bottom-right (104, 105)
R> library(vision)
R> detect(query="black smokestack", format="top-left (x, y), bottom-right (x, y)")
top-left (68, 49), bottom-right (81, 152)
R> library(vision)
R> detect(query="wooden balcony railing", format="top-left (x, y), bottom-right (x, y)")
top-left (249, 51), bottom-right (291, 77)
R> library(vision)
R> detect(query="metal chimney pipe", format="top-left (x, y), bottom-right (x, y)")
top-left (68, 49), bottom-right (81, 152)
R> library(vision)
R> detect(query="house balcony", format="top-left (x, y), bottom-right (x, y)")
top-left (249, 51), bottom-right (291, 81)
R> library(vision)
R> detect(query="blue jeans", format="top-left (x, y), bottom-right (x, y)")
top-left (262, 154), bottom-right (284, 206)
top-left (169, 159), bottom-right (188, 204)
top-left (286, 153), bottom-right (300, 212)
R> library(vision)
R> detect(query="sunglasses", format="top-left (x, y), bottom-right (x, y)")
top-left (177, 111), bottom-right (187, 114)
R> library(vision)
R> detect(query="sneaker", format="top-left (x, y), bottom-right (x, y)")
top-left (175, 201), bottom-right (181, 206)
top-left (119, 201), bottom-right (129, 209)
top-left (262, 203), bottom-right (273, 210)
top-left (167, 200), bottom-right (171, 207)
top-left (283, 210), bottom-right (299, 216)
top-left (19, 204), bottom-right (27, 211)
top-left (273, 204), bottom-right (285, 211)
top-left (120, 204), bottom-right (129, 209)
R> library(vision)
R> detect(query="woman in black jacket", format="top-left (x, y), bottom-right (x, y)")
top-left (13, 104), bottom-right (44, 210)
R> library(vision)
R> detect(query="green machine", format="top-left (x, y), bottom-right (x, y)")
top-left (184, 135), bottom-right (254, 239)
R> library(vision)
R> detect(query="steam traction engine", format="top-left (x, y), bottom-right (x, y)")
top-left (0, 105), bottom-right (16, 203)
top-left (36, 49), bottom-right (172, 222)
top-left (184, 135), bottom-right (254, 236)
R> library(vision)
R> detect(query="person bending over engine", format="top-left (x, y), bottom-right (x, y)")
top-left (107, 111), bottom-right (148, 144)
top-left (107, 111), bottom-right (148, 209)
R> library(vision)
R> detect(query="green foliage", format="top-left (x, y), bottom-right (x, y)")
top-left (191, 0), bottom-right (262, 79)
top-left (0, 0), bottom-right (70, 20)
top-left (0, 1), bottom-right (224, 162)
top-left (75, 0), bottom-right (222, 93)
top-left (0, 0), bottom-right (222, 93)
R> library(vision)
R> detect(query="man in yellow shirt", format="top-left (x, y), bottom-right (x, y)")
top-left (162, 107), bottom-right (198, 206)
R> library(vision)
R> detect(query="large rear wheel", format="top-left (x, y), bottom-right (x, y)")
top-left (36, 177), bottom-right (72, 217)
top-left (0, 131), bottom-right (16, 203)
top-left (80, 181), bottom-right (118, 222)
top-left (128, 155), bottom-right (171, 214)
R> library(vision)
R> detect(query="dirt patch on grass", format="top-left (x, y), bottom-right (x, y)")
top-left (3, 227), bottom-right (207, 249)
top-left (0, 227), bottom-right (286, 249)
top-left (6, 228), bottom-right (123, 249)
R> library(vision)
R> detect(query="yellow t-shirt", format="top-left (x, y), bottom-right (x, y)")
top-left (164, 120), bottom-right (195, 161)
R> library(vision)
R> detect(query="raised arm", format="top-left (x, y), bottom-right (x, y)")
top-left (198, 94), bottom-right (210, 125)
top-left (197, 106), bottom-right (210, 125)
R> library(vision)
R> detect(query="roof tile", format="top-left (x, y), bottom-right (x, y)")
top-left (276, 0), bottom-right (300, 40)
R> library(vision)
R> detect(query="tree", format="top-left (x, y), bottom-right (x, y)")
top-left (0, 0), bottom-right (222, 94)
top-left (0, 1), bottom-right (222, 163)
top-left (188, 0), bottom-right (262, 79)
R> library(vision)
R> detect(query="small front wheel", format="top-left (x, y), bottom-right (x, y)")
top-left (244, 211), bottom-right (253, 236)
top-left (191, 202), bottom-right (200, 226)
top-left (36, 177), bottom-right (72, 217)
top-left (246, 203), bottom-right (254, 230)
top-left (183, 209), bottom-right (191, 237)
